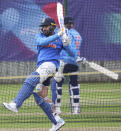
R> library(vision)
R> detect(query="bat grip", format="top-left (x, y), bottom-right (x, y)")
top-left (63, 33), bottom-right (67, 42)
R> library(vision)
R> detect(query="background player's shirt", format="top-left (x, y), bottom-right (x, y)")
top-left (60, 29), bottom-right (82, 66)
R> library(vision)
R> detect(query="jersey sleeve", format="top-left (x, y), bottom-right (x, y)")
top-left (35, 33), bottom-right (60, 46)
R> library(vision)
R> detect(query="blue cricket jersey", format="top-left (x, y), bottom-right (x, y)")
top-left (60, 29), bottom-right (82, 66)
top-left (35, 33), bottom-right (63, 69)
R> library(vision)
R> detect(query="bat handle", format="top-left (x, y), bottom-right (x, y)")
top-left (63, 33), bottom-right (67, 42)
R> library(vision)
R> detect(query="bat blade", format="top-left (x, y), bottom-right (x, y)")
top-left (57, 2), bottom-right (65, 30)
top-left (87, 61), bottom-right (118, 80)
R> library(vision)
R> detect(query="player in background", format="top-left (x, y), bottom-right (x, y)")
top-left (3, 17), bottom-right (74, 131)
top-left (51, 16), bottom-right (82, 115)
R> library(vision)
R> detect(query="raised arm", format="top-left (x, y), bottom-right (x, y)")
top-left (35, 33), bottom-right (59, 46)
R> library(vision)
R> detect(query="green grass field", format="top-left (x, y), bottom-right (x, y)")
top-left (0, 83), bottom-right (121, 130)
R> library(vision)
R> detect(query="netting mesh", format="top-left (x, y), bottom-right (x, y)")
top-left (0, 0), bottom-right (121, 131)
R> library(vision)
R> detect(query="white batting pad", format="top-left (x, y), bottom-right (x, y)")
top-left (36, 62), bottom-right (56, 83)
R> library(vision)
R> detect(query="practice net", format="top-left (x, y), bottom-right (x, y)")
top-left (0, 0), bottom-right (121, 131)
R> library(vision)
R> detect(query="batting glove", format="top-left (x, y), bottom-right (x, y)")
top-left (62, 33), bottom-right (70, 46)
top-left (76, 57), bottom-right (87, 64)
top-left (58, 28), bottom-right (65, 36)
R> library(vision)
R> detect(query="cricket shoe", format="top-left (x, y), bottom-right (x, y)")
top-left (3, 102), bottom-right (18, 113)
top-left (49, 118), bottom-right (65, 131)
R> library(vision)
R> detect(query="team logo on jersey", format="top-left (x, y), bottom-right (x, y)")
top-left (40, 43), bottom-right (56, 48)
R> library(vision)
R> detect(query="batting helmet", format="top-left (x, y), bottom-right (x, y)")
top-left (40, 17), bottom-right (56, 36)
top-left (40, 17), bottom-right (56, 27)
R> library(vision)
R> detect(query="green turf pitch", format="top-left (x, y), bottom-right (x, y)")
top-left (0, 83), bottom-right (121, 130)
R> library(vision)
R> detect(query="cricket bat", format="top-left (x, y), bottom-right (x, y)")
top-left (57, 2), bottom-right (65, 31)
top-left (57, 2), bottom-right (68, 44)
top-left (86, 61), bottom-right (119, 80)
